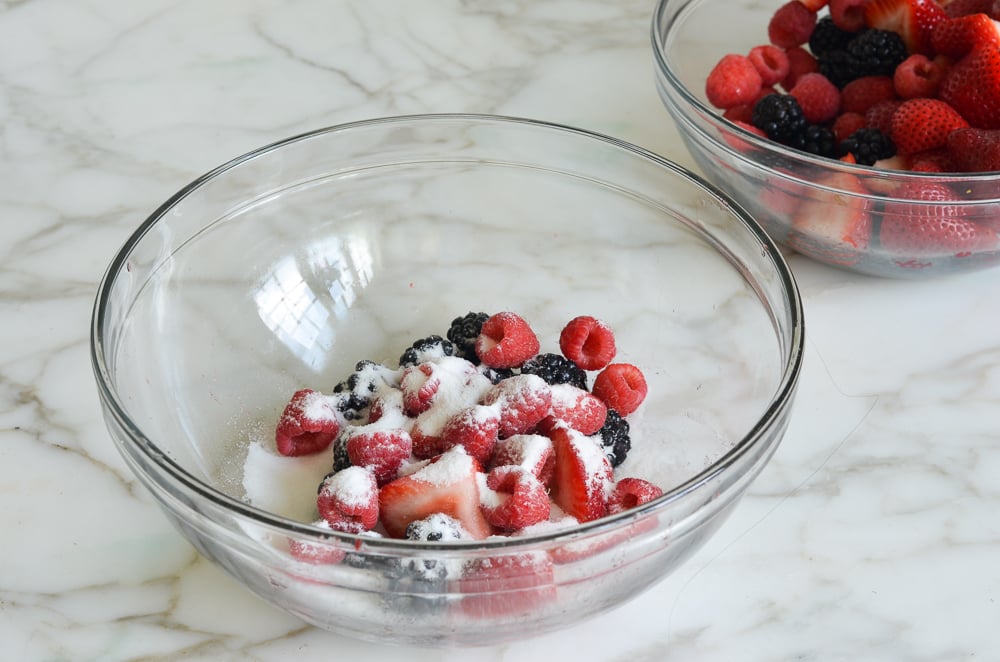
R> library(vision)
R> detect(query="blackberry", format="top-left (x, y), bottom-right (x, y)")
top-left (816, 49), bottom-right (859, 88)
top-left (331, 434), bottom-right (352, 473)
top-left (792, 124), bottom-right (838, 158)
top-left (594, 408), bottom-right (631, 468)
top-left (840, 127), bottom-right (896, 166)
top-left (845, 28), bottom-right (907, 78)
top-left (808, 16), bottom-right (856, 55)
top-left (480, 365), bottom-right (517, 384)
top-left (751, 94), bottom-right (808, 146)
top-left (520, 352), bottom-right (588, 390)
top-left (331, 360), bottom-right (385, 421)
top-left (447, 312), bottom-right (490, 362)
top-left (398, 335), bottom-right (455, 368)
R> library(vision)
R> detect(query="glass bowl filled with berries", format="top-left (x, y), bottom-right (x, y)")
top-left (652, 0), bottom-right (1000, 278)
top-left (91, 114), bottom-right (803, 646)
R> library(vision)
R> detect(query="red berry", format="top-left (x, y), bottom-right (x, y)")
top-left (475, 312), bottom-right (540, 369)
top-left (317, 466), bottom-right (379, 533)
top-left (907, 148), bottom-right (959, 172)
top-left (788, 171), bottom-right (873, 266)
top-left (840, 76), bottom-right (898, 114)
top-left (932, 12), bottom-right (1000, 58)
top-left (288, 520), bottom-right (348, 565)
top-left (544, 384), bottom-right (608, 435)
top-left (829, 0), bottom-right (868, 31)
top-left (748, 44), bottom-right (791, 86)
top-left (705, 54), bottom-right (763, 109)
top-left (865, 99), bottom-right (903, 134)
top-left (275, 389), bottom-right (340, 457)
top-left (558, 315), bottom-right (617, 371)
top-left (832, 111), bottom-right (868, 143)
top-left (440, 404), bottom-right (500, 464)
top-left (893, 54), bottom-right (946, 99)
top-left (458, 553), bottom-right (556, 618)
top-left (768, 0), bottom-right (818, 48)
top-left (880, 183), bottom-right (998, 255)
top-left (482, 374), bottom-right (553, 438)
top-left (548, 423), bottom-right (614, 523)
top-left (939, 44), bottom-right (1000, 130)
top-left (890, 98), bottom-right (969, 154)
top-left (378, 446), bottom-right (493, 539)
top-left (605, 477), bottom-right (664, 515)
top-left (946, 127), bottom-right (1000, 172)
top-left (399, 362), bottom-right (440, 416)
top-left (789, 72), bottom-right (841, 123)
top-left (864, 0), bottom-right (949, 55)
top-left (591, 364), bottom-right (648, 416)
top-left (782, 46), bottom-right (819, 89)
top-left (345, 428), bottom-right (413, 485)
top-left (481, 465), bottom-right (550, 531)
top-left (489, 434), bottom-right (555, 487)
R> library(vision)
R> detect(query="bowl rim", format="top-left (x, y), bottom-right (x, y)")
top-left (650, 0), bottom-right (1000, 185)
top-left (90, 112), bottom-right (805, 551)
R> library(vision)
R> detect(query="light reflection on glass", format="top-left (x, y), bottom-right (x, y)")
top-left (254, 234), bottom-right (374, 371)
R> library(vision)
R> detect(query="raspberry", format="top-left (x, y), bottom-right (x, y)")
top-left (748, 44), bottom-right (791, 86)
top-left (829, 0), bottom-right (868, 32)
top-left (840, 75), bottom-right (897, 114)
top-left (520, 352), bottom-right (588, 390)
top-left (446, 311), bottom-right (490, 363)
top-left (605, 477), bottom-right (664, 515)
top-left (705, 53), bottom-right (764, 109)
top-left (489, 434), bottom-right (555, 486)
top-left (439, 404), bottom-right (500, 464)
top-left (593, 408), bottom-right (631, 468)
top-left (768, 1), bottom-right (818, 48)
top-left (782, 45), bottom-right (819, 89)
top-left (475, 312), bottom-right (540, 369)
top-left (345, 428), bottom-right (413, 485)
top-left (317, 466), bottom-right (379, 533)
top-left (592, 364), bottom-right (648, 416)
top-left (545, 384), bottom-right (608, 436)
top-left (832, 111), bottom-right (868, 143)
top-left (275, 389), bottom-right (340, 457)
top-left (399, 362), bottom-right (440, 416)
top-left (558, 315), bottom-right (617, 371)
top-left (789, 72), bottom-right (841, 124)
top-left (482, 373), bottom-right (553, 438)
top-left (481, 465), bottom-right (551, 531)
top-left (893, 54), bottom-right (946, 100)
top-left (398, 335), bottom-right (455, 368)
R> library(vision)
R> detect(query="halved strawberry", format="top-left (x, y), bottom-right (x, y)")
top-left (863, 0), bottom-right (949, 55)
top-left (377, 446), bottom-right (493, 539)
top-left (548, 423), bottom-right (614, 523)
top-left (880, 183), bottom-right (999, 256)
top-left (786, 171), bottom-right (874, 266)
top-left (458, 552), bottom-right (556, 619)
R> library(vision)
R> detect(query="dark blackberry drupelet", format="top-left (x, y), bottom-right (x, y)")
top-left (793, 124), bottom-right (838, 158)
top-left (332, 360), bottom-right (383, 421)
top-left (808, 16), bottom-right (856, 55)
top-left (447, 312), bottom-right (490, 363)
top-left (520, 352), bottom-right (588, 390)
top-left (594, 408), bottom-right (631, 468)
top-left (751, 94), bottom-right (809, 146)
top-left (840, 127), bottom-right (896, 166)
top-left (398, 335), bottom-right (455, 368)
top-left (845, 29), bottom-right (907, 78)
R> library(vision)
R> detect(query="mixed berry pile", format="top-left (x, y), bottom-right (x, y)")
top-left (705, 0), bottom-right (1000, 172)
top-left (272, 312), bottom-right (661, 573)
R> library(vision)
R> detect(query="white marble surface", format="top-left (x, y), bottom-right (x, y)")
top-left (2, 0), bottom-right (1000, 660)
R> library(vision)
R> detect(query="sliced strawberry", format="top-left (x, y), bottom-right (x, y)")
top-left (458, 552), bottom-right (556, 619)
top-left (946, 127), bottom-right (1000, 171)
top-left (605, 477), bottom-right (664, 515)
top-left (475, 312), bottom-right (540, 369)
top-left (482, 373), bottom-right (553, 438)
top-left (377, 446), bottom-right (492, 539)
top-left (344, 428), bottom-right (413, 485)
top-left (489, 434), bottom-right (555, 487)
top-left (274, 389), bottom-right (340, 456)
top-left (317, 466), bottom-right (380, 533)
top-left (939, 43), bottom-right (1000, 129)
top-left (439, 404), bottom-right (500, 464)
top-left (863, 0), bottom-right (949, 55)
top-left (591, 363), bottom-right (648, 416)
top-left (544, 384), bottom-right (608, 435)
top-left (548, 424), bottom-right (614, 523)
top-left (890, 97), bottom-right (969, 154)
top-left (480, 465), bottom-right (550, 531)
top-left (880, 182), bottom-right (999, 256)
top-left (787, 171), bottom-right (874, 266)
top-left (931, 13), bottom-right (1000, 58)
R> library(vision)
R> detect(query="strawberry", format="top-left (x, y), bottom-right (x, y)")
top-left (482, 373), bottom-right (553, 438)
top-left (549, 423), bottom-right (614, 523)
top-left (317, 466), bottom-right (380, 533)
top-left (705, 54), bottom-right (764, 109)
top-left (907, 147), bottom-right (960, 171)
top-left (475, 312), bottom-right (540, 369)
top-left (941, 0), bottom-right (1000, 17)
top-left (558, 315), bottom-right (617, 371)
top-left (345, 428), bottom-right (413, 485)
top-left (275, 389), bottom-right (340, 457)
top-left (931, 13), bottom-right (1000, 59)
top-left (880, 182), bottom-right (999, 255)
top-left (458, 552), bottom-right (556, 618)
top-left (863, 0), bottom-right (949, 55)
top-left (378, 446), bottom-right (493, 539)
top-left (439, 404), bottom-right (500, 464)
top-left (939, 44), bottom-right (1000, 129)
top-left (480, 465), bottom-right (550, 531)
top-left (787, 171), bottom-right (874, 266)
top-left (865, 99), bottom-right (903, 134)
top-left (605, 478), bottom-right (664, 515)
top-left (768, 0), bottom-right (818, 48)
top-left (591, 363), bottom-right (648, 416)
top-left (489, 434), bottom-right (555, 486)
top-left (544, 384), bottom-right (608, 435)
top-left (946, 126), bottom-right (1000, 171)
top-left (890, 98), bottom-right (969, 154)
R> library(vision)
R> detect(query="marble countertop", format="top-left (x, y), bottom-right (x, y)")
top-left (3, 1), bottom-right (999, 660)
